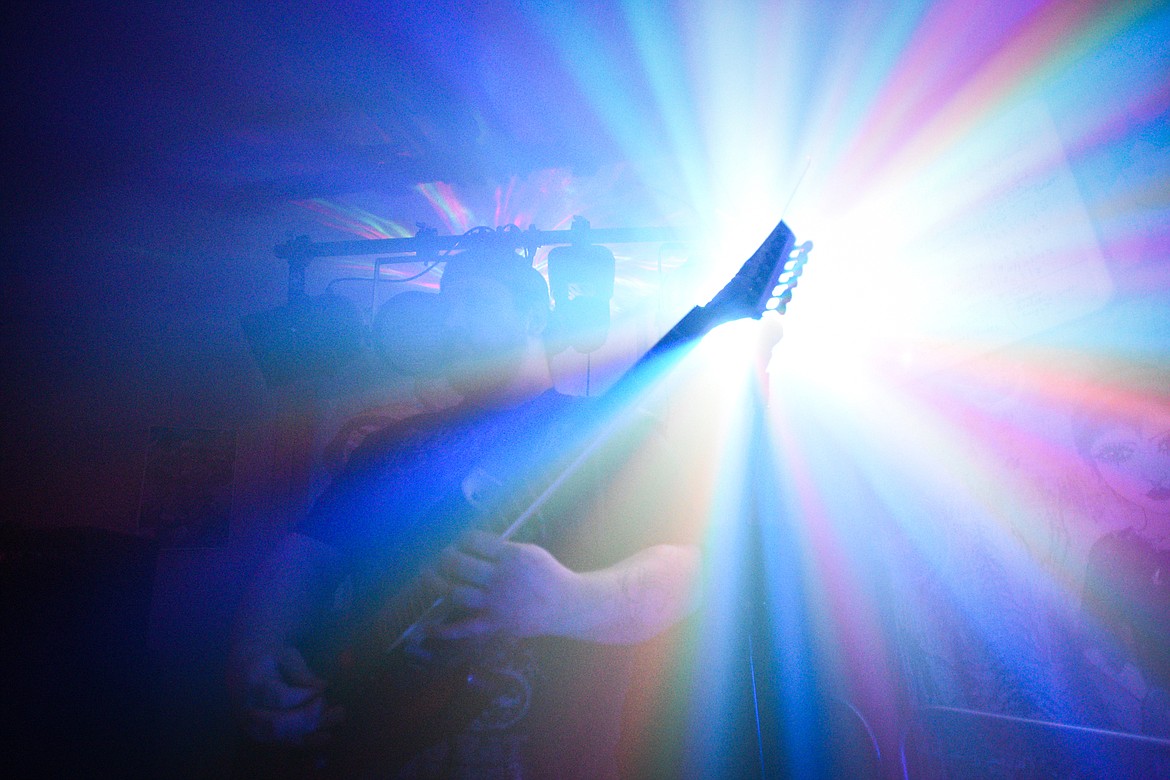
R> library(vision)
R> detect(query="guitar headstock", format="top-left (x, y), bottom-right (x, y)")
top-left (704, 219), bottom-right (812, 325)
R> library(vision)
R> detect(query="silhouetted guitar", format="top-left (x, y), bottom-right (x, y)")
top-left (240, 220), bottom-right (811, 777)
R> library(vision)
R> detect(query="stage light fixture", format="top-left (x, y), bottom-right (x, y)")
top-left (371, 290), bottom-right (447, 377)
top-left (547, 240), bottom-right (617, 354)
top-left (241, 293), bottom-right (363, 386)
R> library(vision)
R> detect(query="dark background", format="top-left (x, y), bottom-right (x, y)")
top-left (0, 2), bottom-right (631, 774)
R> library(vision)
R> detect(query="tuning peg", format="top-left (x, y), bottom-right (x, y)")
top-left (765, 288), bottom-right (794, 312)
top-left (785, 241), bottom-right (812, 268)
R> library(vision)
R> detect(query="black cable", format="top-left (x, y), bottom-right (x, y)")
top-left (324, 260), bottom-right (440, 292)
top-left (376, 260), bottom-right (443, 283)
top-left (324, 276), bottom-right (378, 291)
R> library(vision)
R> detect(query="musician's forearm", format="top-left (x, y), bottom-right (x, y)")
top-left (231, 532), bottom-right (343, 652)
top-left (555, 544), bottom-right (700, 644)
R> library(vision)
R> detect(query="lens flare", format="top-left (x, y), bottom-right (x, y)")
top-left (514, 0), bottom-right (1170, 770)
top-left (300, 1), bottom-right (1169, 769)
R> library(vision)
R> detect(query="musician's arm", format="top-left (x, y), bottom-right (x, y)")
top-left (227, 532), bottom-right (345, 741)
top-left (433, 416), bottom-right (704, 646)
top-left (233, 533), bottom-right (344, 647)
top-left (432, 534), bottom-right (700, 645)
top-left (557, 542), bottom-right (701, 644)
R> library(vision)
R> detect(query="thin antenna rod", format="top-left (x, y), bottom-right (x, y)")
top-left (779, 156), bottom-right (812, 222)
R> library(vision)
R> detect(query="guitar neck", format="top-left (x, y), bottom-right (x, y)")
top-left (605, 223), bottom-right (802, 415)
top-left (344, 218), bottom-right (806, 666)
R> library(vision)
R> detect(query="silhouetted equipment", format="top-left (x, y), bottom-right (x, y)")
top-left (241, 292), bottom-right (363, 386)
top-left (547, 218), bottom-right (617, 354)
top-left (371, 290), bottom-right (447, 376)
top-left (273, 223), bottom-right (681, 268)
top-left (247, 223), bottom-right (684, 383)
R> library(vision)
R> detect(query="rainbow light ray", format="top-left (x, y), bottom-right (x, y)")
top-left (415, 182), bottom-right (476, 234)
top-left (293, 198), bottom-right (413, 239)
top-left (293, 0), bottom-right (1168, 768)
top-left (516, 0), bottom-right (1170, 769)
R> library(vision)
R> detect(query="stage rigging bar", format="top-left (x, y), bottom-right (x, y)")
top-left (275, 225), bottom-right (684, 262)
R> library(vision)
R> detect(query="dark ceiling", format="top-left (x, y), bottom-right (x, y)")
top-left (4, 0), bottom-right (635, 219)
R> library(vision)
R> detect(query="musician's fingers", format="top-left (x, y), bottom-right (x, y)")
top-left (439, 546), bottom-right (494, 586)
top-left (254, 677), bottom-right (322, 710)
top-left (431, 612), bottom-right (495, 640)
top-left (242, 649), bottom-right (320, 710)
top-left (244, 694), bottom-right (327, 743)
top-left (445, 582), bottom-right (487, 611)
top-left (277, 646), bottom-right (325, 691)
top-left (459, 529), bottom-right (505, 560)
top-left (422, 566), bottom-right (450, 593)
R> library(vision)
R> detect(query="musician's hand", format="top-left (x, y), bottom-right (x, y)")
top-left (425, 530), bottom-right (577, 640)
top-left (229, 644), bottom-right (343, 743)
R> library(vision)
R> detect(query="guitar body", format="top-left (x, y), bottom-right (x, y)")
top-left (331, 653), bottom-right (489, 777)
top-left (236, 642), bottom-right (502, 778)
